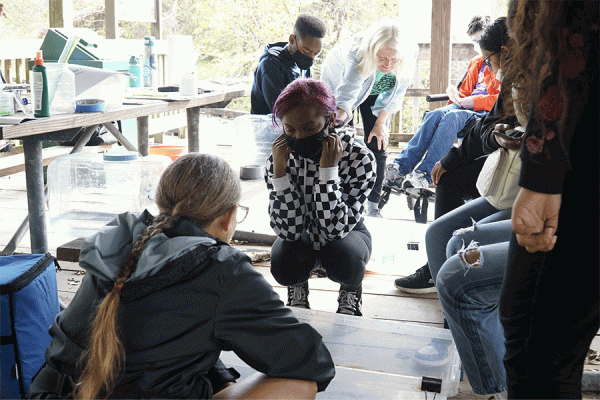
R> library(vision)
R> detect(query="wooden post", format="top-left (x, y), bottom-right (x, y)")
top-left (105, 0), bottom-right (119, 39)
top-left (429, 0), bottom-right (451, 110)
top-left (49, 0), bottom-right (73, 28)
top-left (151, 0), bottom-right (163, 40)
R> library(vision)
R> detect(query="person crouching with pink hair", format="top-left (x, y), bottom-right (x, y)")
top-left (265, 78), bottom-right (376, 316)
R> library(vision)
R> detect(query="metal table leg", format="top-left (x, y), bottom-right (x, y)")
top-left (102, 122), bottom-right (138, 152)
top-left (22, 139), bottom-right (47, 254)
top-left (137, 116), bottom-right (149, 156)
top-left (186, 106), bottom-right (200, 153)
top-left (1, 125), bottom-right (99, 255)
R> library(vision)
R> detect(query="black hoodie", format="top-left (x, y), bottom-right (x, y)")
top-left (440, 90), bottom-right (517, 172)
top-left (250, 42), bottom-right (311, 115)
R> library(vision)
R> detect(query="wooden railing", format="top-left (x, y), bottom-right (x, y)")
top-left (0, 38), bottom-right (169, 85)
top-left (0, 39), bottom-right (477, 141)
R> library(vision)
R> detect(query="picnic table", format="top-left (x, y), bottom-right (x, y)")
top-left (0, 83), bottom-right (250, 254)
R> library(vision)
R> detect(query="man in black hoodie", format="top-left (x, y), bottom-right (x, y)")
top-left (250, 14), bottom-right (327, 115)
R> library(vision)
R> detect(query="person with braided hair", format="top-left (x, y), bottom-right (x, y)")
top-left (28, 153), bottom-right (335, 399)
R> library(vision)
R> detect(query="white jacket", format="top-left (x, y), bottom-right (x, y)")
top-left (321, 33), bottom-right (416, 117)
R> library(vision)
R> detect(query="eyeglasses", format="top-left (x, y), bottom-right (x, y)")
top-left (483, 53), bottom-right (497, 68)
top-left (237, 204), bottom-right (249, 224)
top-left (376, 55), bottom-right (401, 65)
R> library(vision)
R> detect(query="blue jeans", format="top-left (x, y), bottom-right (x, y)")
top-left (425, 197), bottom-right (511, 282)
top-left (436, 220), bottom-right (512, 395)
top-left (393, 103), bottom-right (484, 182)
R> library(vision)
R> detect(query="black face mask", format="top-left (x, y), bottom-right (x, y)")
top-left (289, 38), bottom-right (314, 70)
top-left (284, 118), bottom-right (331, 163)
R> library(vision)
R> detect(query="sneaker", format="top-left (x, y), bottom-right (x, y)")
top-left (287, 282), bottom-right (310, 309)
top-left (383, 163), bottom-right (405, 192)
top-left (336, 286), bottom-right (362, 316)
top-left (413, 338), bottom-right (450, 367)
top-left (394, 264), bottom-right (436, 294)
top-left (366, 200), bottom-right (383, 218)
top-left (402, 170), bottom-right (431, 192)
top-left (366, 209), bottom-right (383, 218)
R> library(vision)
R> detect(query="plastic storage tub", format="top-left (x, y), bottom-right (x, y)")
top-left (232, 114), bottom-right (280, 174)
top-left (149, 145), bottom-right (186, 161)
top-left (47, 151), bottom-right (171, 238)
top-left (219, 308), bottom-right (461, 400)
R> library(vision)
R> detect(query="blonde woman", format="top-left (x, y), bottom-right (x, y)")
top-left (28, 154), bottom-right (334, 399)
top-left (321, 18), bottom-right (417, 217)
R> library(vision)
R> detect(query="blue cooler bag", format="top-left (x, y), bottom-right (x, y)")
top-left (0, 253), bottom-right (60, 399)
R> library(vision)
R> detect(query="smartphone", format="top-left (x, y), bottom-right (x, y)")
top-left (493, 126), bottom-right (525, 141)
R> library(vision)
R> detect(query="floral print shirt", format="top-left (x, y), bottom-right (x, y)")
top-left (519, 13), bottom-right (599, 195)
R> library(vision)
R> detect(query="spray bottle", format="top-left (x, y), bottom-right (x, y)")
top-left (32, 50), bottom-right (50, 118)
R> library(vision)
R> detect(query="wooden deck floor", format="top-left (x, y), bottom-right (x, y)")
top-left (1, 132), bottom-right (598, 398)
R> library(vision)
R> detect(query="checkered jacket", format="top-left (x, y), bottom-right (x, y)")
top-left (265, 128), bottom-right (376, 250)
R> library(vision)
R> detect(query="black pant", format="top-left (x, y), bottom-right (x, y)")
top-left (434, 156), bottom-right (485, 219)
top-left (499, 160), bottom-right (600, 398)
top-left (270, 221), bottom-right (371, 290)
top-left (358, 94), bottom-right (387, 203)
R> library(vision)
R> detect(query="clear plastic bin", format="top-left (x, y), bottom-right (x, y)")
top-left (232, 114), bottom-right (280, 170)
top-left (219, 308), bottom-right (461, 400)
top-left (47, 151), bottom-right (171, 238)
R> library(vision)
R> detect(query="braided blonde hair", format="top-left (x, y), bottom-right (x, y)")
top-left (75, 153), bottom-right (241, 399)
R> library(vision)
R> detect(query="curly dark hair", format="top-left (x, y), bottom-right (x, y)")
top-left (478, 16), bottom-right (509, 54)
top-left (503, 0), bottom-right (598, 132)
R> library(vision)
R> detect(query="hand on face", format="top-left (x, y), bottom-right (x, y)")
top-left (271, 134), bottom-right (292, 178)
top-left (320, 131), bottom-right (342, 168)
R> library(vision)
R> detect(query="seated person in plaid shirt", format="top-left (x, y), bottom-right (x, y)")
top-left (265, 79), bottom-right (376, 316)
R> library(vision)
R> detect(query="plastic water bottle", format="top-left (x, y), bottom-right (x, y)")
top-left (143, 36), bottom-right (157, 87)
top-left (129, 55), bottom-right (142, 87)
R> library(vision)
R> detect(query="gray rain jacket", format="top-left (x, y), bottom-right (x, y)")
top-left (28, 211), bottom-right (335, 398)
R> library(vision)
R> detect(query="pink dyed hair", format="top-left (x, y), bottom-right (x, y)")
top-left (272, 78), bottom-right (336, 125)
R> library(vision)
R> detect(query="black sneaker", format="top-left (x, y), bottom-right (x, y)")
top-left (336, 286), bottom-right (362, 316)
top-left (287, 281), bottom-right (310, 309)
top-left (394, 264), bottom-right (436, 294)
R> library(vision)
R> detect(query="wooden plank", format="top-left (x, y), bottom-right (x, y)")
top-left (0, 87), bottom-right (250, 140)
top-left (54, 266), bottom-right (444, 327)
top-left (270, 286), bottom-right (444, 327)
top-left (56, 238), bottom-right (85, 262)
top-left (253, 266), bottom-right (438, 300)
top-left (0, 144), bottom-right (113, 177)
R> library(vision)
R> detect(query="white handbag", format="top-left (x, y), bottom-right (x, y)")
top-left (476, 147), bottom-right (522, 210)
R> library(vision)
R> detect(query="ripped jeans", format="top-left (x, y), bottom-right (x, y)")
top-left (425, 197), bottom-right (511, 282)
top-left (436, 219), bottom-right (512, 395)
